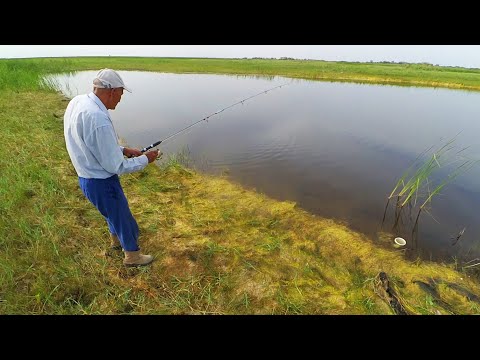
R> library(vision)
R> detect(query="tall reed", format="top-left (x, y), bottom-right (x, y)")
top-left (384, 135), bottom-right (479, 243)
top-left (0, 58), bottom-right (74, 91)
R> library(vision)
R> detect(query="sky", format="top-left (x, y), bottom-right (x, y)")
top-left (1, 45), bottom-right (480, 69)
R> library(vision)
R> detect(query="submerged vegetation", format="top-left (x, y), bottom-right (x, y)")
top-left (2, 57), bottom-right (480, 314)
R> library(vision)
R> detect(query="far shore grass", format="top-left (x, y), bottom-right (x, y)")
top-left (2, 57), bottom-right (480, 314)
top-left (3, 56), bottom-right (480, 92)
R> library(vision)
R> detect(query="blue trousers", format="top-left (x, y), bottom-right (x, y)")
top-left (79, 175), bottom-right (139, 251)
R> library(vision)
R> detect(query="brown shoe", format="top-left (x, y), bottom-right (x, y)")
top-left (123, 250), bottom-right (154, 267)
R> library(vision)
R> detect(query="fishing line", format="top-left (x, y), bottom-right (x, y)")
top-left (140, 81), bottom-right (292, 153)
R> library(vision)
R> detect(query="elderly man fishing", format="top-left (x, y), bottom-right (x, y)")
top-left (64, 68), bottom-right (159, 267)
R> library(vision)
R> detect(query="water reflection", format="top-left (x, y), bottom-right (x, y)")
top-left (48, 71), bottom-right (480, 263)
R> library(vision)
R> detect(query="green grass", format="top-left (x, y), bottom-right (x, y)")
top-left (4, 56), bottom-right (480, 92)
top-left (2, 57), bottom-right (480, 314)
top-left (384, 136), bottom-right (479, 237)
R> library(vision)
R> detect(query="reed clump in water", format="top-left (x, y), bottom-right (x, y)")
top-left (384, 135), bottom-right (479, 242)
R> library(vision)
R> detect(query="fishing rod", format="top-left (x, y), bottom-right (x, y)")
top-left (140, 81), bottom-right (291, 153)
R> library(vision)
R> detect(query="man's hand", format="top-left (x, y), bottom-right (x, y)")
top-left (145, 150), bottom-right (160, 163)
top-left (123, 147), bottom-right (143, 158)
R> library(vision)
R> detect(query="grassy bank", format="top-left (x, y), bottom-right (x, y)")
top-left (2, 58), bottom-right (480, 314)
top-left (3, 56), bottom-right (480, 91)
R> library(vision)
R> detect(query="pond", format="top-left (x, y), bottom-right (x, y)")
top-left (49, 70), bottom-right (480, 264)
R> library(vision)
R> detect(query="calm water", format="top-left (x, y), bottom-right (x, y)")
top-left (49, 71), bottom-right (480, 263)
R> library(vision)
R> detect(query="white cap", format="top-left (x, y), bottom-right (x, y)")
top-left (93, 68), bottom-right (132, 93)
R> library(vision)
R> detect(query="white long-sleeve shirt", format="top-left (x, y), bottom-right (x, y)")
top-left (64, 92), bottom-right (148, 179)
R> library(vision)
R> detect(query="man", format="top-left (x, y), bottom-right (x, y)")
top-left (64, 68), bottom-right (159, 267)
